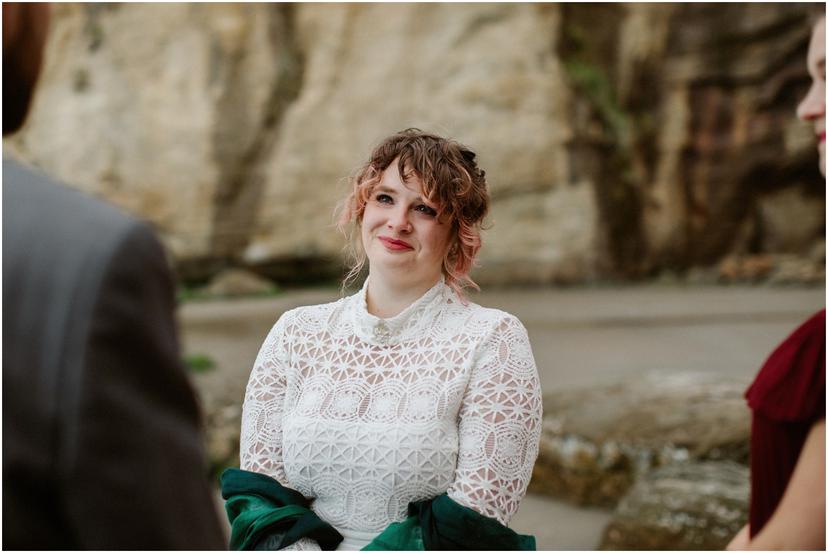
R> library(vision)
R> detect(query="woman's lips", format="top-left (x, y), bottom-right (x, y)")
top-left (378, 236), bottom-right (413, 251)
top-left (819, 132), bottom-right (826, 143)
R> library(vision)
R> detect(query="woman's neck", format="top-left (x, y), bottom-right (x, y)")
top-left (365, 272), bottom-right (440, 319)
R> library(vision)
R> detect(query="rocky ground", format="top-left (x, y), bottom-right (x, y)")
top-left (182, 283), bottom-right (823, 550)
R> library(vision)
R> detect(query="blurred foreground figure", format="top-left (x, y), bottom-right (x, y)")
top-left (726, 14), bottom-right (826, 552)
top-left (2, 3), bottom-right (224, 549)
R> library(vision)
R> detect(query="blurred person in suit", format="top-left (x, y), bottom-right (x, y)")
top-left (726, 13), bottom-right (825, 552)
top-left (2, 3), bottom-right (225, 548)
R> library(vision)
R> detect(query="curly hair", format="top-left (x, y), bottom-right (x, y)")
top-left (337, 128), bottom-right (490, 301)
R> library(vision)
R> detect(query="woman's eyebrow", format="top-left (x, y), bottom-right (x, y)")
top-left (376, 184), bottom-right (425, 203)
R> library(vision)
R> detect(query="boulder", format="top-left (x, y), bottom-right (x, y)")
top-left (767, 255), bottom-right (826, 286)
top-left (718, 254), bottom-right (776, 283)
top-left (529, 372), bottom-right (749, 507)
top-left (599, 461), bottom-right (749, 550)
top-left (717, 253), bottom-right (825, 285)
top-left (200, 268), bottom-right (278, 298)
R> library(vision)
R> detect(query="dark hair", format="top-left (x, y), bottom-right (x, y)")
top-left (337, 128), bottom-right (490, 300)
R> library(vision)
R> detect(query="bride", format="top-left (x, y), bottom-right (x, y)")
top-left (223, 129), bottom-right (543, 551)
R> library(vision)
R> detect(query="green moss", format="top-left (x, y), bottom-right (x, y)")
top-left (563, 59), bottom-right (631, 146)
top-left (176, 285), bottom-right (208, 303)
top-left (185, 353), bottom-right (216, 373)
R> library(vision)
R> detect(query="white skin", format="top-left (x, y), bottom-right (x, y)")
top-left (796, 16), bottom-right (826, 177)
top-left (726, 21), bottom-right (826, 550)
top-left (361, 157), bottom-right (452, 319)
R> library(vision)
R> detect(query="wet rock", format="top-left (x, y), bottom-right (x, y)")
top-left (529, 372), bottom-right (749, 507)
top-left (599, 461), bottom-right (748, 550)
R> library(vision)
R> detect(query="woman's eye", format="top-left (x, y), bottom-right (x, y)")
top-left (375, 193), bottom-right (392, 204)
top-left (415, 204), bottom-right (438, 217)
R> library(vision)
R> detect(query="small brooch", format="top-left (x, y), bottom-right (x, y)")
top-left (373, 321), bottom-right (391, 343)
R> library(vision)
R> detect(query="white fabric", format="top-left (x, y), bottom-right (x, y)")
top-left (240, 277), bottom-right (543, 550)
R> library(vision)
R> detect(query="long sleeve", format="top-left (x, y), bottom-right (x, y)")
top-left (446, 314), bottom-right (543, 525)
top-left (240, 313), bottom-right (291, 482)
top-left (240, 312), bottom-right (321, 551)
top-left (64, 222), bottom-right (225, 549)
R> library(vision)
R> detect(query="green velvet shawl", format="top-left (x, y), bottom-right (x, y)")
top-left (221, 468), bottom-right (535, 551)
top-left (221, 468), bottom-right (343, 550)
top-left (363, 494), bottom-right (535, 550)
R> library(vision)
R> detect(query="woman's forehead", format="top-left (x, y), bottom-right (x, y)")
top-left (379, 161), bottom-right (426, 194)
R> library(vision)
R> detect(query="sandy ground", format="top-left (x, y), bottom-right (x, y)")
top-left (183, 284), bottom-right (823, 550)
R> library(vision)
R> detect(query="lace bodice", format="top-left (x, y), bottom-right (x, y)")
top-left (240, 278), bottom-right (542, 550)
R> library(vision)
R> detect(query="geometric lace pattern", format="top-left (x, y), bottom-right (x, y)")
top-left (240, 278), bottom-right (542, 549)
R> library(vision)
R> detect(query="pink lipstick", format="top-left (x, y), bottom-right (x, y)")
top-left (378, 236), bottom-right (413, 251)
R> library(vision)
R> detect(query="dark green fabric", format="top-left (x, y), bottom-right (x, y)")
top-left (362, 514), bottom-right (424, 551)
top-left (363, 494), bottom-right (535, 551)
top-left (220, 468), bottom-right (343, 550)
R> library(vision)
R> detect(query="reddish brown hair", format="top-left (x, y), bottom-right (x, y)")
top-left (337, 128), bottom-right (490, 300)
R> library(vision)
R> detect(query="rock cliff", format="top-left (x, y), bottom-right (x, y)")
top-left (8, 3), bottom-right (823, 284)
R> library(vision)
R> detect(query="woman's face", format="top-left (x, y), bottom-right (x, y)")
top-left (796, 17), bottom-right (826, 176)
top-left (361, 158), bottom-right (452, 289)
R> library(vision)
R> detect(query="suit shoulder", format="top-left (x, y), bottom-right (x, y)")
top-left (3, 158), bottom-right (145, 252)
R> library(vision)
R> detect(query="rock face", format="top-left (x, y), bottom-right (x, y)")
top-left (529, 372), bottom-right (750, 506)
top-left (8, 3), bottom-right (824, 284)
top-left (200, 268), bottom-right (278, 298)
top-left (599, 461), bottom-right (749, 550)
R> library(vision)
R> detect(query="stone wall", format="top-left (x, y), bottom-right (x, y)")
top-left (7, 3), bottom-right (823, 284)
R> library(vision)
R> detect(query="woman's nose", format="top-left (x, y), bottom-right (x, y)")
top-left (797, 82), bottom-right (825, 122)
top-left (388, 207), bottom-right (412, 232)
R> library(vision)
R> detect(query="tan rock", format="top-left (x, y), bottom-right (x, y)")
top-left (718, 254), bottom-right (775, 282)
top-left (600, 461), bottom-right (748, 550)
top-left (529, 372), bottom-right (749, 507)
top-left (9, 3), bottom-right (284, 262)
top-left (243, 4), bottom-right (573, 273)
top-left (201, 268), bottom-right (278, 298)
top-left (757, 187), bottom-right (826, 254)
top-left (7, 4), bottom-right (822, 283)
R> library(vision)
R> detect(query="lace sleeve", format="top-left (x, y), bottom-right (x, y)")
top-left (239, 313), bottom-right (322, 551)
top-left (240, 313), bottom-right (291, 482)
top-left (446, 314), bottom-right (543, 525)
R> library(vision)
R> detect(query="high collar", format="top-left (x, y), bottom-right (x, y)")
top-left (350, 276), bottom-right (449, 345)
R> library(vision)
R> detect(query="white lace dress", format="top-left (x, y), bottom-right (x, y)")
top-left (240, 278), bottom-right (542, 550)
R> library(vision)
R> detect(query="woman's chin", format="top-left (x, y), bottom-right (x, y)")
top-left (369, 255), bottom-right (412, 274)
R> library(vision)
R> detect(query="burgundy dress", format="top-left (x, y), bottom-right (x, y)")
top-left (744, 309), bottom-right (825, 538)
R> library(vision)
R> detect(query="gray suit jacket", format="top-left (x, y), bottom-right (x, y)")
top-left (2, 159), bottom-right (225, 549)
